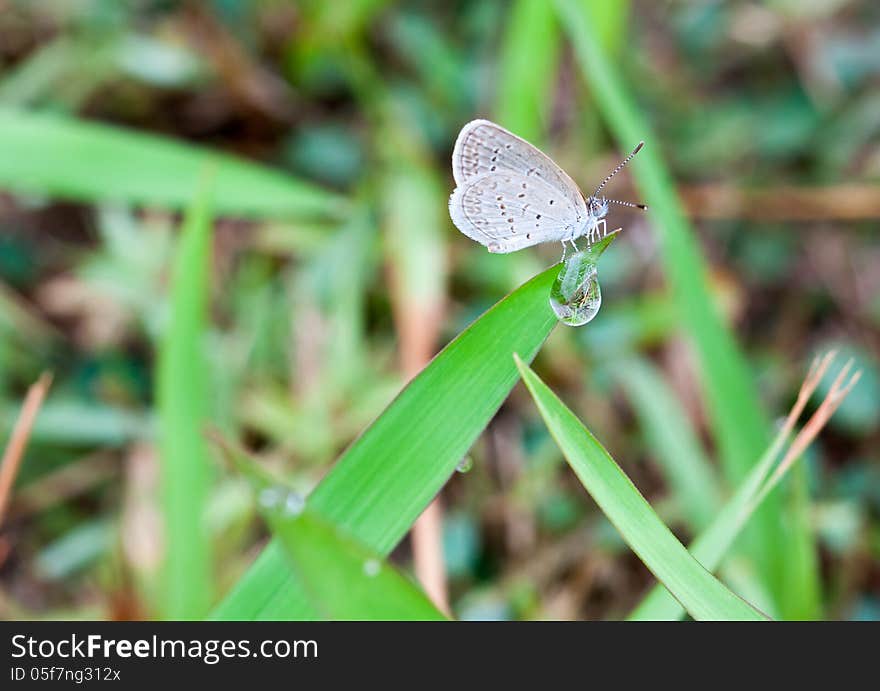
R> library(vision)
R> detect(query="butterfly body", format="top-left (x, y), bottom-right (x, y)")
top-left (448, 119), bottom-right (644, 254)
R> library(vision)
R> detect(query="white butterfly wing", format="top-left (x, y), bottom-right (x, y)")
top-left (449, 172), bottom-right (584, 253)
top-left (451, 119), bottom-right (588, 215)
top-left (449, 119), bottom-right (589, 252)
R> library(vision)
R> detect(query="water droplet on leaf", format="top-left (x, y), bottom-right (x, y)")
top-left (258, 486), bottom-right (305, 517)
top-left (455, 457), bottom-right (473, 474)
top-left (549, 250), bottom-right (602, 326)
top-left (283, 491), bottom-right (305, 517)
top-left (363, 559), bottom-right (381, 577)
top-left (258, 486), bottom-right (284, 510)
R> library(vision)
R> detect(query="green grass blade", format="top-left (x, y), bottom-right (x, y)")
top-left (615, 358), bottom-right (722, 530)
top-left (628, 400), bottom-right (834, 620)
top-left (379, 104), bottom-right (447, 351)
top-left (212, 434), bottom-right (446, 621)
top-left (779, 462), bottom-right (822, 620)
top-left (0, 108), bottom-right (346, 220)
top-left (554, 0), bottom-right (769, 480)
top-left (156, 174), bottom-right (214, 620)
top-left (580, 0), bottom-right (631, 54)
top-left (211, 267), bottom-right (559, 619)
top-left (555, 0), bottom-right (816, 614)
top-left (628, 443), bottom-right (779, 620)
top-left (515, 355), bottom-right (766, 621)
top-left (270, 510), bottom-right (447, 621)
top-left (495, 0), bottom-right (559, 142)
top-left (0, 36), bottom-right (80, 108)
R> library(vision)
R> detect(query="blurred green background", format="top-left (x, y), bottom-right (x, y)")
top-left (0, 0), bottom-right (878, 620)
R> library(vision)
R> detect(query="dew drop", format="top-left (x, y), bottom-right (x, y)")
top-left (259, 486), bottom-right (305, 517)
top-left (258, 486), bottom-right (284, 510)
top-left (363, 559), bottom-right (381, 577)
top-left (549, 251), bottom-right (602, 327)
top-left (283, 491), bottom-right (305, 517)
top-left (455, 457), bottom-right (473, 474)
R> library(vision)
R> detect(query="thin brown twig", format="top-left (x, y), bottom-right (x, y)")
top-left (680, 183), bottom-right (880, 221)
top-left (0, 372), bottom-right (53, 527)
top-left (8, 450), bottom-right (117, 520)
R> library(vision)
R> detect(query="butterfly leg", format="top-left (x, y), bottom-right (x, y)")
top-left (584, 224), bottom-right (594, 246)
top-left (561, 238), bottom-right (580, 262)
top-left (587, 219), bottom-right (608, 245)
top-left (564, 224), bottom-right (582, 257)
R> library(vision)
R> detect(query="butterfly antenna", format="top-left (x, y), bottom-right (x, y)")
top-left (592, 141), bottom-right (644, 197)
top-left (606, 198), bottom-right (648, 211)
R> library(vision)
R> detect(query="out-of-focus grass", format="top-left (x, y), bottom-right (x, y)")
top-left (156, 175), bottom-right (214, 620)
top-left (581, 0), bottom-right (630, 53)
top-left (0, 109), bottom-right (346, 220)
top-left (494, 0), bottom-right (629, 143)
top-left (212, 269), bottom-right (558, 619)
top-left (495, 0), bottom-right (559, 143)
top-left (629, 352), bottom-right (859, 620)
top-left (212, 434), bottom-right (446, 621)
top-left (555, 0), bottom-right (818, 617)
top-left (0, 1), bottom-right (875, 623)
top-left (616, 358), bottom-right (722, 531)
top-left (0, 31), bottom-right (204, 109)
top-left (781, 460), bottom-right (822, 620)
top-left (629, 422), bottom-right (789, 620)
top-left (377, 94), bottom-right (450, 604)
top-left (377, 99), bottom-right (448, 373)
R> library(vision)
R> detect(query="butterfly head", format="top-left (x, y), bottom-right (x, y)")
top-left (587, 196), bottom-right (610, 220)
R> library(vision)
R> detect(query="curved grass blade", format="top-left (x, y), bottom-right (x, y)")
top-left (156, 174), bottom-right (214, 619)
top-left (0, 108), bottom-right (346, 220)
top-left (628, 441), bottom-right (780, 620)
top-left (554, 0), bottom-right (813, 615)
top-left (551, 0), bottom-right (770, 474)
top-left (211, 267), bottom-right (559, 620)
top-left (515, 355), bottom-right (766, 621)
top-left (629, 352), bottom-right (858, 620)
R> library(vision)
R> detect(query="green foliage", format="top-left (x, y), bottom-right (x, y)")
top-left (156, 174), bottom-right (214, 619)
top-left (270, 510), bottom-right (448, 621)
top-left (0, 1), bottom-right (870, 624)
top-left (212, 435), bottom-right (446, 620)
top-left (554, 0), bottom-right (818, 616)
top-left (495, 0), bottom-right (559, 142)
top-left (212, 268), bottom-right (558, 619)
top-left (515, 355), bottom-right (765, 621)
top-left (0, 108), bottom-right (346, 220)
top-left (615, 358), bottom-right (722, 530)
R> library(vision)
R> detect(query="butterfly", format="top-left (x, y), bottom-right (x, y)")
top-left (448, 119), bottom-right (646, 255)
